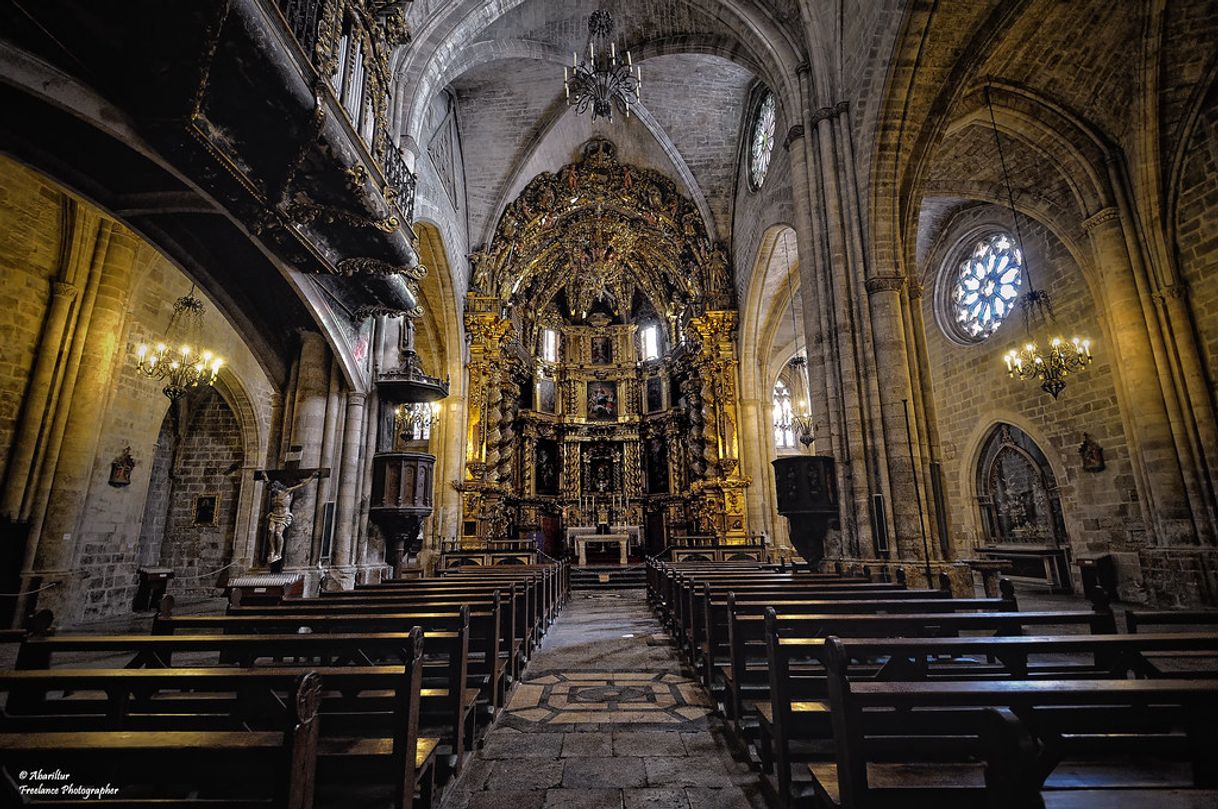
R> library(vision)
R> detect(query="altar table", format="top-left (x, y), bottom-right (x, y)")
top-left (575, 534), bottom-right (629, 566)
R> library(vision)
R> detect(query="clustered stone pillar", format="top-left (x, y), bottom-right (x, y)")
top-left (13, 217), bottom-right (138, 621)
top-left (1083, 208), bottom-right (1199, 545)
top-left (330, 390), bottom-right (367, 586)
top-left (282, 330), bottom-right (329, 570)
top-left (782, 72), bottom-right (938, 573)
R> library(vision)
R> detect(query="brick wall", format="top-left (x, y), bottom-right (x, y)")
top-left (160, 388), bottom-right (244, 599)
top-left (919, 204), bottom-right (1145, 598)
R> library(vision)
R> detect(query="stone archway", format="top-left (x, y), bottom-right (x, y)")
top-left (135, 388), bottom-right (245, 601)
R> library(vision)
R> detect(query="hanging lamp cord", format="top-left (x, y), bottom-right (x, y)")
top-left (985, 84), bottom-right (1035, 294)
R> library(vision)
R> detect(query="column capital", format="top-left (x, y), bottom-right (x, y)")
top-left (864, 275), bottom-right (906, 295)
top-left (346, 390), bottom-right (368, 406)
top-left (1082, 207), bottom-right (1120, 233)
top-left (811, 105), bottom-right (837, 125)
top-left (783, 124), bottom-right (805, 150)
top-left (1152, 282), bottom-right (1189, 305)
top-left (51, 281), bottom-right (79, 301)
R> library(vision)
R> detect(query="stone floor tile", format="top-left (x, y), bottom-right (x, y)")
top-left (542, 788), bottom-right (625, 809)
top-left (644, 757), bottom-right (734, 788)
top-left (683, 786), bottom-right (768, 809)
top-left (622, 787), bottom-right (690, 809)
top-left (481, 731), bottom-right (565, 759)
top-left (612, 730), bottom-right (687, 757)
top-left (460, 790), bottom-right (549, 809)
top-left (563, 756), bottom-right (649, 788)
top-left (483, 758), bottom-right (565, 791)
top-left (562, 732), bottom-right (615, 757)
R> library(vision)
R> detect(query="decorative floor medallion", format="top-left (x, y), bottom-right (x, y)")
top-left (503, 670), bottom-right (714, 726)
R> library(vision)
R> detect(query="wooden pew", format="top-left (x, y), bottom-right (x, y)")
top-left (235, 590), bottom-right (524, 686)
top-left (158, 599), bottom-right (507, 714)
top-left (677, 581), bottom-right (916, 661)
top-left (0, 671), bottom-right (321, 809)
top-left (0, 629), bottom-right (436, 809)
top-left (14, 627), bottom-right (475, 779)
top-left (1127, 610), bottom-right (1218, 633)
top-left (352, 576), bottom-right (546, 654)
top-left (765, 627), bottom-right (1218, 808)
top-left (695, 584), bottom-right (1015, 688)
top-left (706, 592), bottom-right (1016, 710)
top-left (313, 582), bottom-right (532, 668)
top-left (815, 636), bottom-right (1218, 809)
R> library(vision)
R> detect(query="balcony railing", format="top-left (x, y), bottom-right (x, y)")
top-left (275, 0), bottom-right (417, 227)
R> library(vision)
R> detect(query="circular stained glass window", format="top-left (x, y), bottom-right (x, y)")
top-left (952, 232), bottom-right (1023, 341)
top-left (749, 92), bottom-right (776, 189)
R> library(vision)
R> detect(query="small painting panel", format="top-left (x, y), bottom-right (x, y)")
top-left (536, 439), bottom-right (559, 496)
top-left (538, 378), bottom-right (557, 414)
top-left (591, 336), bottom-right (613, 364)
top-left (193, 494), bottom-right (218, 526)
top-left (645, 376), bottom-right (663, 413)
top-left (587, 381), bottom-right (618, 420)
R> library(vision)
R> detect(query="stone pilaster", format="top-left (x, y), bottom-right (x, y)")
top-left (1083, 208), bottom-right (1198, 545)
top-left (331, 390), bottom-right (367, 584)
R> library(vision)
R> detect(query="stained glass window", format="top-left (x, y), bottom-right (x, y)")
top-left (772, 379), bottom-right (795, 449)
top-left (952, 232), bottom-right (1023, 341)
top-left (749, 92), bottom-right (776, 189)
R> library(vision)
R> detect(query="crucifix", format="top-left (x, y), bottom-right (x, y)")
top-left (253, 465), bottom-right (330, 572)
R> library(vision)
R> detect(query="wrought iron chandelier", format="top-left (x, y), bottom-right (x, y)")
top-left (781, 231), bottom-right (815, 449)
top-left (134, 286), bottom-right (223, 402)
top-left (396, 401), bottom-right (440, 439)
top-left (985, 86), bottom-right (1094, 399)
top-left (563, 9), bottom-right (640, 122)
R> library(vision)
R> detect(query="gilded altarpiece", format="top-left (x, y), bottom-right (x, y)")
top-left (459, 140), bottom-right (749, 550)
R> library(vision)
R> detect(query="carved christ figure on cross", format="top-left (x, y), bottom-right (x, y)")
top-left (264, 474), bottom-right (317, 566)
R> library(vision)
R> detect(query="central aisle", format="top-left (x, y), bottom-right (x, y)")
top-left (442, 590), bottom-right (769, 809)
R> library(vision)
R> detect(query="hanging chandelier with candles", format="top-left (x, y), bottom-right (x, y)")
top-left (134, 286), bottom-right (224, 402)
top-left (563, 9), bottom-right (640, 122)
top-left (396, 401), bottom-right (441, 441)
top-left (983, 86), bottom-right (1094, 399)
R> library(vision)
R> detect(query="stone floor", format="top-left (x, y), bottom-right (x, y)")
top-left (440, 590), bottom-right (769, 809)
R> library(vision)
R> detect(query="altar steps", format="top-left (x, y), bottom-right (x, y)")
top-left (571, 564), bottom-right (647, 591)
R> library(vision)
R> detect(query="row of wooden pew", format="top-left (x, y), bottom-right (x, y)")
top-left (646, 558), bottom-right (1218, 809)
top-left (0, 561), bottom-right (569, 808)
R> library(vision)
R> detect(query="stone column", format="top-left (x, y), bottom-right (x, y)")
top-left (738, 396), bottom-right (778, 546)
top-left (30, 222), bottom-right (136, 621)
top-left (283, 330), bottom-right (328, 569)
top-left (1153, 284), bottom-right (1218, 540)
top-left (330, 390), bottom-right (366, 586)
top-left (864, 275), bottom-right (928, 561)
top-left (1084, 209), bottom-right (1198, 545)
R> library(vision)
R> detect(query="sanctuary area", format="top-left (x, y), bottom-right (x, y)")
top-left (0, 2), bottom-right (1216, 808)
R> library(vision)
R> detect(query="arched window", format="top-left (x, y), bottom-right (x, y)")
top-left (772, 379), bottom-right (795, 449)
top-left (950, 232), bottom-right (1023, 341)
top-left (540, 328), bottom-right (559, 362)
top-left (749, 91), bottom-right (776, 189)
top-left (639, 323), bottom-right (660, 361)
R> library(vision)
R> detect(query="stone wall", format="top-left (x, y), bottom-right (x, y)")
top-left (160, 389), bottom-right (244, 599)
top-left (918, 204), bottom-right (1145, 599)
top-left (0, 156), bottom-right (276, 621)
top-left (1175, 85), bottom-right (1218, 409)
